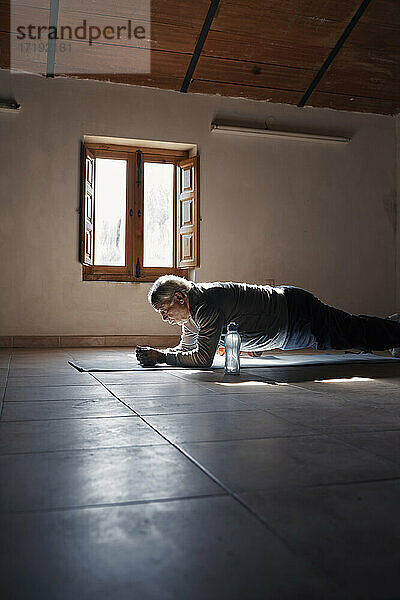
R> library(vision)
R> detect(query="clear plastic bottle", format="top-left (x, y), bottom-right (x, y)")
top-left (225, 322), bottom-right (241, 375)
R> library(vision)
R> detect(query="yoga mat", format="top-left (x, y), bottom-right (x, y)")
top-left (69, 352), bottom-right (400, 373)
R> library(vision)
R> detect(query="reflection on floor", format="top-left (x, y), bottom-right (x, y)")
top-left (1, 347), bottom-right (400, 599)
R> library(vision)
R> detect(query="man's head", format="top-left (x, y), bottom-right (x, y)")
top-left (148, 275), bottom-right (192, 325)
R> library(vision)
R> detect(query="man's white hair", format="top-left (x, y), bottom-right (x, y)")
top-left (148, 275), bottom-right (193, 308)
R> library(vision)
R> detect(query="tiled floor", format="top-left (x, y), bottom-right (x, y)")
top-left (1, 348), bottom-right (400, 599)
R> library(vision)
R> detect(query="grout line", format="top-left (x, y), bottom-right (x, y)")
top-left (5, 383), bottom-right (104, 388)
top-left (3, 424), bottom-right (400, 457)
top-left (0, 492), bottom-right (227, 516)
top-left (3, 397), bottom-right (123, 403)
top-left (0, 353), bottom-right (12, 420)
top-left (0, 415), bottom-right (140, 423)
top-left (0, 442), bottom-right (169, 456)
top-left (2, 392), bottom-right (238, 402)
top-left (0, 410), bottom-right (258, 422)
top-left (300, 474), bottom-right (400, 489)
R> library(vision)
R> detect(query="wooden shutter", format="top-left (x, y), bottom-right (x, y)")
top-left (80, 146), bottom-right (95, 265)
top-left (176, 155), bottom-right (200, 268)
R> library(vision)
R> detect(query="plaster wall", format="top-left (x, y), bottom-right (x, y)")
top-left (0, 71), bottom-right (397, 336)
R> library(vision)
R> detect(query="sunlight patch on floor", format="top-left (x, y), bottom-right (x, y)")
top-left (214, 381), bottom-right (275, 387)
top-left (313, 377), bottom-right (375, 383)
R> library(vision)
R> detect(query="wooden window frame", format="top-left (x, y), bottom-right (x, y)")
top-left (81, 142), bottom-right (199, 282)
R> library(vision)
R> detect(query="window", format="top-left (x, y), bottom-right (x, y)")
top-left (81, 142), bottom-right (200, 281)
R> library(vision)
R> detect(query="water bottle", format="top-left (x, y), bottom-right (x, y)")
top-left (225, 322), bottom-right (241, 375)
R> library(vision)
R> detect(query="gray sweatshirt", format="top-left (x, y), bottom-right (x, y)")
top-left (164, 282), bottom-right (289, 367)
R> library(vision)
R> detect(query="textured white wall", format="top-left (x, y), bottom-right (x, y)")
top-left (0, 71), bottom-right (397, 335)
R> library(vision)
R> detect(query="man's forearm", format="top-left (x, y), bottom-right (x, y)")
top-left (163, 347), bottom-right (214, 368)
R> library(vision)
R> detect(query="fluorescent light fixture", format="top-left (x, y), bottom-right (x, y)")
top-left (0, 99), bottom-right (21, 112)
top-left (211, 123), bottom-right (351, 144)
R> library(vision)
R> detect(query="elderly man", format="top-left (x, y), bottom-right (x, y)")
top-left (136, 275), bottom-right (400, 368)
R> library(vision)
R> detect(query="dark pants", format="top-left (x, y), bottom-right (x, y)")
top-left (281, 286), bottom-right (400, 352)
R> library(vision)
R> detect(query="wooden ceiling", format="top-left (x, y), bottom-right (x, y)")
top-left (1, 0), bottom-right (399, 114)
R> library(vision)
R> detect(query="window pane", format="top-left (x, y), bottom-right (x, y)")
top-left (143, 162), bottom-right (174, 267)
top-left (94, 158), bottom-right (126, 266)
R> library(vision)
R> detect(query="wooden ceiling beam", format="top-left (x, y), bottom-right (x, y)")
top-left (298, 0), bottom-right (372, 107)
top-left (46, 0), bottom-right (59, 78)
top-left (180, 0), bottom-right (220, 93)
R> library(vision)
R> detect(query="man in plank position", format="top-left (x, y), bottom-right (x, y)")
top-left (136, 275), bottom-right (400, 368)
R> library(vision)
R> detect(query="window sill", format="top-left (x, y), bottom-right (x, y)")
top-left (82, 269), bottom-right (190, 283)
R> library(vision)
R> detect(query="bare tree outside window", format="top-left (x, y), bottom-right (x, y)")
top-left (143, 162), bottom-right (174, 267)
top-left (94, 158), bottom-right (126, 266)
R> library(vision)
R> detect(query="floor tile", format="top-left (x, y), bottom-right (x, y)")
top-left (0, 417), bottom-right (166, 453)
top-left (122, 394), bottom-right (250, 415)
top-left (169, 370), bottom-right (267, 384)
top-left (1, 398), bottom-right (133, 421)
top-left (145, 410), bottom-right (307, 443)
top-left (107, 382), bottom-right (214, 398)
top-left (266, 400), bottom-right (400, 433)
top-left (4, 385), bottom-right (113, 402)
top-left (226, 387), bottom-right (340, 411)
top-left (336, 430), bottom-right (400, 464)
top-left (7, 367), bottom-right (82, 378)
top-left (241, 479), bottom-right (400, 599)
top-left (180, 436), bottom-right (400, 492)
top-left (0, 445), bottom-right (222, 512)
top-left (94, 371), bottom-right (180, 384)
top-left (0, 496), bottom-right (340, 599)
top-left (6, 374), bottom-right (98, 387)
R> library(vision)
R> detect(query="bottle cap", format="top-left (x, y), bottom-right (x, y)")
top-left (227, 322), bottom-right (238, 332)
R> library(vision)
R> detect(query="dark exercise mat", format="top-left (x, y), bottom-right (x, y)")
top-left (69, 352), bottom-right (400, 373)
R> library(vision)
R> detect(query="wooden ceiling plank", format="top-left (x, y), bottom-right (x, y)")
top-left (328, 44), bottom-right (400, 81)
top-left (316, 66), bottom-right (400, 102)
top-left (344, 19), bottom-right (400, 48)
top-left (203, 27), bottom-right (342, 71)
top-left (195, 55), bottom-right (316, 92)
top-left (70, 72), bottom-right (185, 91)
top-left (190, 78), bottom-right (399, 114)
top-left (308, 90), bottom-right (399, 114)
top-left (359, 0), bottom-right (400, 29)
top-left (150, 0), bottom-right (211, 28)
top-left (214, 0), bottom-right (397, 29)
top-left (54, 1), bottom-right (210, 31)
top-left (5, 0), bottom-right (211, 28)
top-left (212, 1), bottom-right (361, 32)
top-left (190, 78), bottom-right (301, 103)
top-left (53, 11), bottom-right (200, 55)
top-left (54, 46), bottom-right (190, 78)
